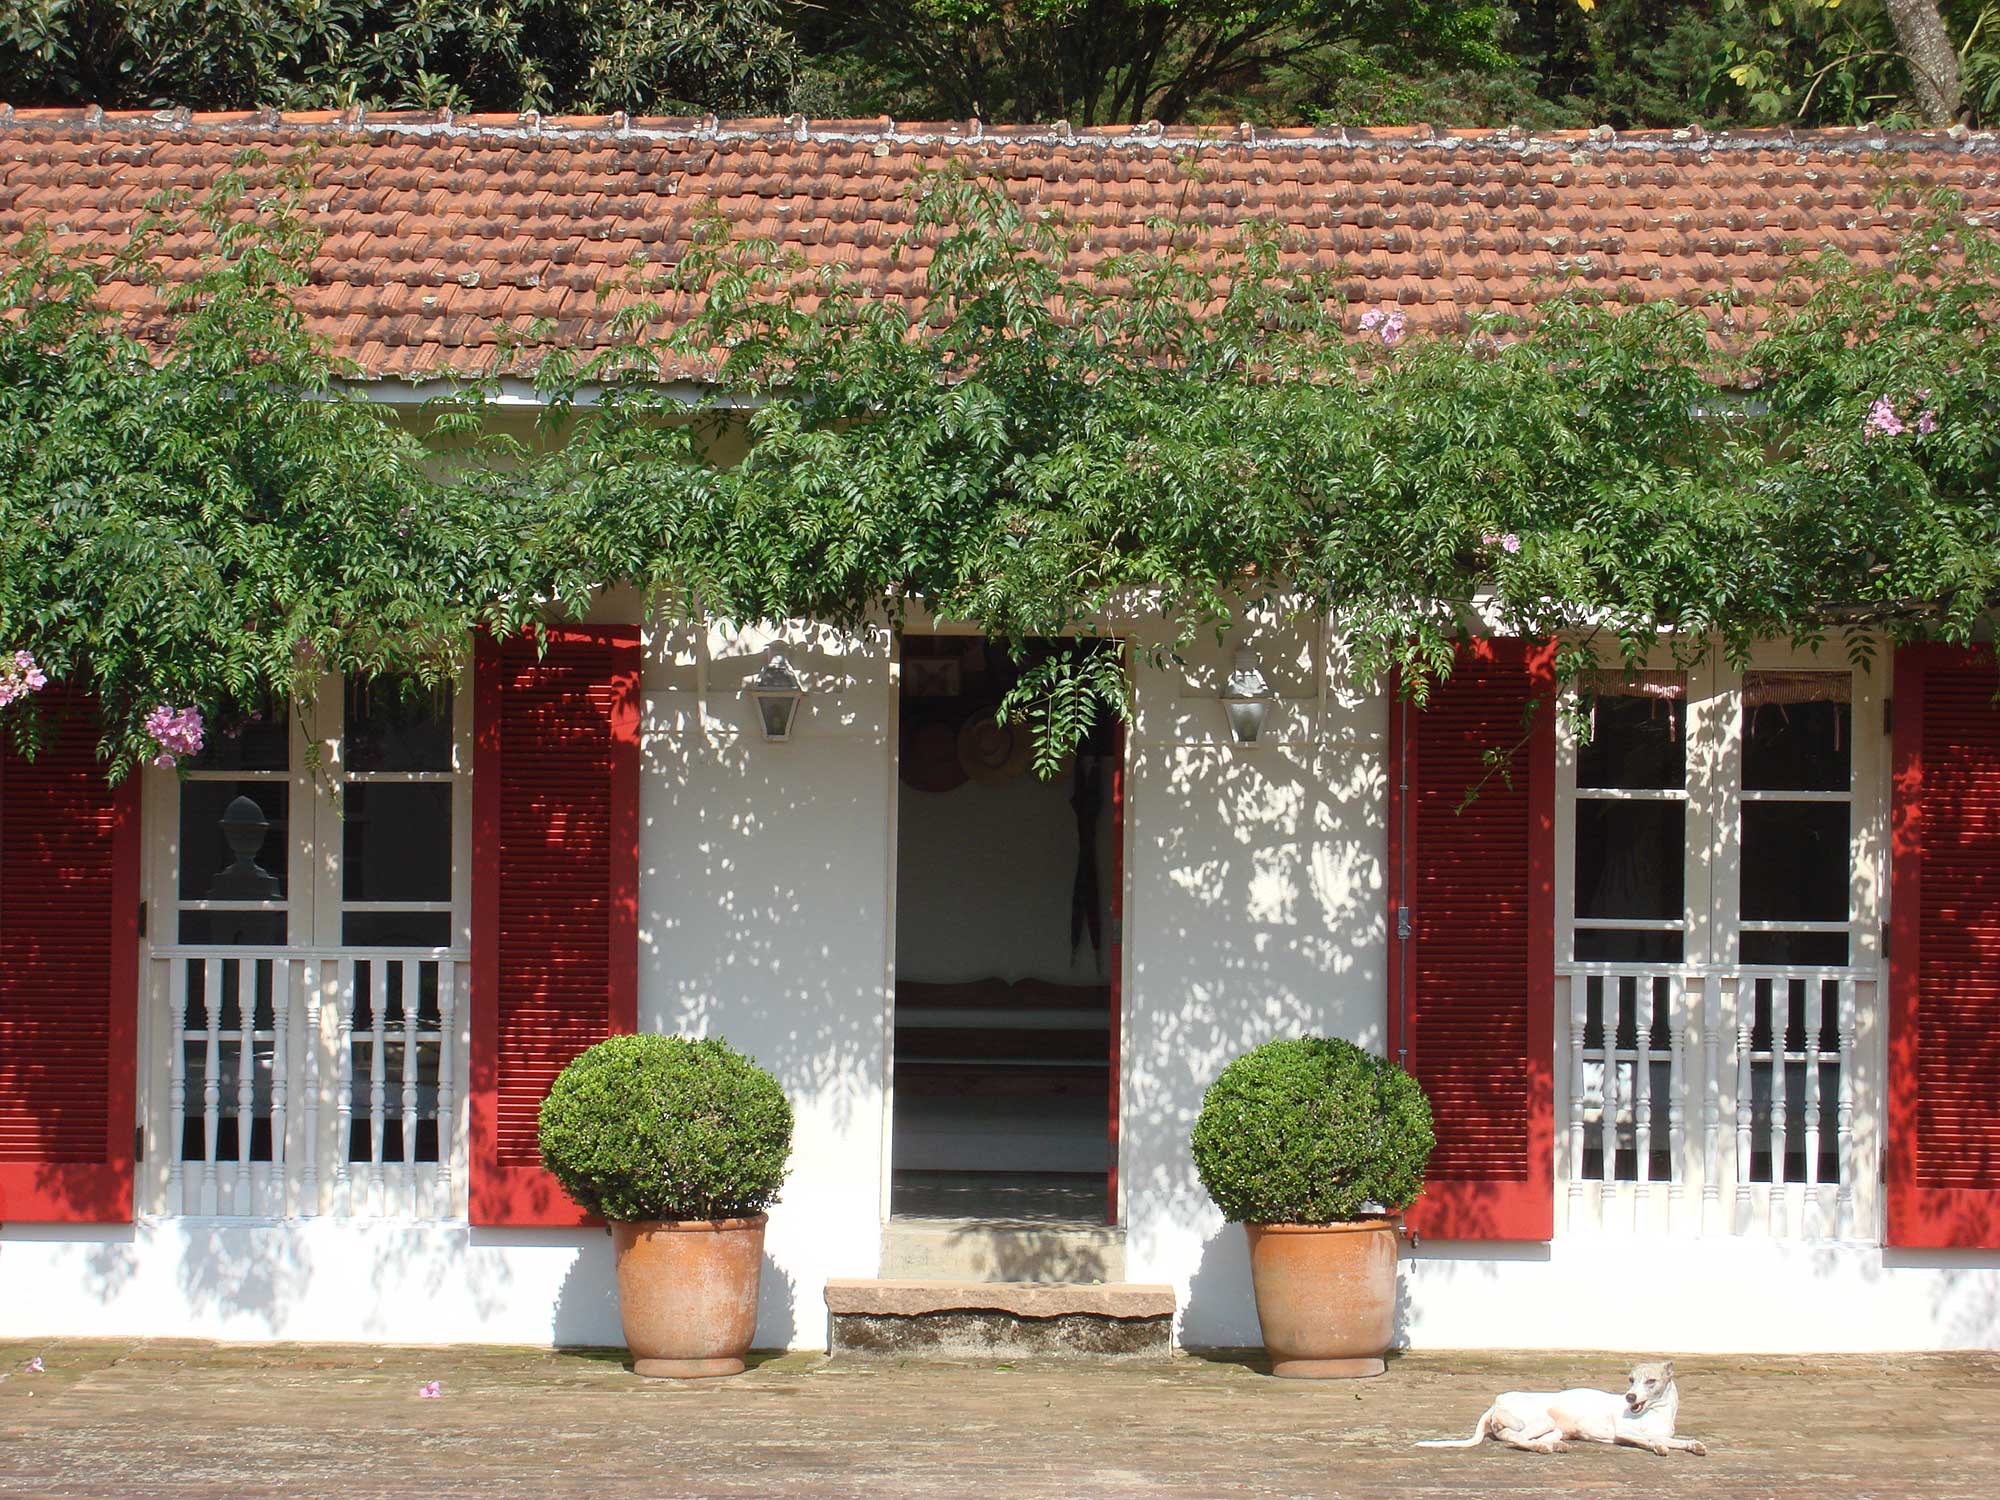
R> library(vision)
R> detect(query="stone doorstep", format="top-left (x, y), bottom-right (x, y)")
top-left (879, 1217), bottom-right (1127, 1283)
top-left (824, 1278), bottom-right (1174, 1320)
top-left (825, 1279), bottom-right (1176, 1361)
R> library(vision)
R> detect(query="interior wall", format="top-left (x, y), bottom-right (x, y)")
top-left (895, 772), bottom-right (1114, 986)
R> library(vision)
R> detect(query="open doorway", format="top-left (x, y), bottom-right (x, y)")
top-left (891, 638), bottom-right (1122, 1224)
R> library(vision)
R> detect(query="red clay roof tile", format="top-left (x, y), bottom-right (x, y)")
top-left (1, 110), bottom-right (1996, 380)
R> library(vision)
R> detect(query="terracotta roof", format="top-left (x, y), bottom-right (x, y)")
top-left (3, 107), bottom-right (1999, 381)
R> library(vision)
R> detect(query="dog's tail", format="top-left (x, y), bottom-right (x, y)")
top-left (1414, 1409), bottom-right (1494, 1449)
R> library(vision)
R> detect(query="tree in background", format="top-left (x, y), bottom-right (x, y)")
top-left (0, 0), bottom-right (798, 113)
top-left (1572, 0), bottom-right (1993, 126)
top-left (788, 0), bottom-right (1510, 125)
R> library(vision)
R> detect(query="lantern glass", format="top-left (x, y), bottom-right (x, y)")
top-left (745, 653), bottom-right (807, 742)
top-left (1220, 646), bottom-right (1273, 745)
top-left (1224, 697), bottom-right (1269, 745)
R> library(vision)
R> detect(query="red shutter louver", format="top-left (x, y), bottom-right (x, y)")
top-left (1888, 644), bottom-right (2000, 1249)
top-left (1387, 639), bottom-right (1556, 1241)
top-left (0, 687), bottom-right (140, 1222)
top-left (470, 626), bottom-right (641, 1227)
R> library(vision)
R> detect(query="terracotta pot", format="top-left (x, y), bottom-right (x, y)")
top-left (611, 1215), bottom-right (767, 1378)
top-left (1243, 1219), bottom-right (1397, 1379)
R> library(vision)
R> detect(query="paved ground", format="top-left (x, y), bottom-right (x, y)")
top-left (2, 1340), bottom-right (1995, 1498)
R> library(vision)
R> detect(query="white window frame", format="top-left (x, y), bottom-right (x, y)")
top-left (136, 674), bottom-right (473, 1220)
top-left (1553, 643), bottom-right (1887, 1242)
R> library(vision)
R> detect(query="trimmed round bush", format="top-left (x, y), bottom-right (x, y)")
top-left (1190, 1037), bottom-right (1435, 1224)
top-left (538, 1034), bottom-right (794, 1222)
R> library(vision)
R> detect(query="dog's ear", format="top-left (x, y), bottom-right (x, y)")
top-left (1661, 1361), bottom-right (1674, 1378)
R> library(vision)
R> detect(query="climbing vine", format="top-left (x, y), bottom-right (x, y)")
top-left (1, 157), bottom-right (1996, 777)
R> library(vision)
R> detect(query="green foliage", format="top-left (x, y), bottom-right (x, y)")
top-left (1191, 1037), bottom-right (1436, 1222)
top-left (536, 1033), bottom-right (794, 1222)
top-left (4, 162), bottom-right (2000, 777)
top-left (789, 0), bottom-right (1506, 125)
top-left (0, 0), bottom-right (797, 114)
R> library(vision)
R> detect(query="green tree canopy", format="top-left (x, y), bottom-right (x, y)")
top-left (1, 162), bottom-right (1996, 775)
top-left (0, 0), bottom-right (798, 114)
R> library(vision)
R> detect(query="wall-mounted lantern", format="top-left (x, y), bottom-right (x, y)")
top-left (745, 653), bottom-right (807, 742)
top-left (1221, 646), bottom-right (1273, 746)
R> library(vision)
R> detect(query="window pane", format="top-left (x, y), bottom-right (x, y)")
top-left (345, 680), bottom-right (453, 772)
top-left (1741, 802), bottom-right (1849, 923)
top-left (343, 910), bottom-right (454, 948)
top-left (1574, 928), bottom-right (1685, 963)
top-left (189, 705), bottom-right (289, 772)
top-left (179, 781), bottom-right (288, 901)
top-left (1740, 930), bottom-right (1850, 966)
top-left (178, 910), bottom-right (287, 945)
top-left (1578, 695), bottom-right (1685, 790)
top-left (1575, 800), bottom-right (1685, 921)
top-left (342, 783), bottom-right (451, 902)
top-left (1744, 678), bottom-right (1851, 791)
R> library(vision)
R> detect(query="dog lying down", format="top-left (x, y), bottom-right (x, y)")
top-left (1415, 1361), bottom-right (1708, 1456)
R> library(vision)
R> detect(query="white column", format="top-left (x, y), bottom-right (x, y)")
top-left (201, 956), bottom-right (222, 1216)
top-left (168, 959), bottom-right (188, 1216)
top-left (369, 959), bottom-right (389, 1216)
top-left (300, 957), bottom-right (321, 1218)
top-left (1668, 973), bottom-right (1687, 1216)
top-left (1801, 978), bottom-right (1826, 1237)
top-left (1567, 974), bottom-right (1589, 1225)
top-left (1634, 975), bottom-right (1654, 1186)
top-left (400, 961), bottom-right (421, 1213)
top-left (334, 958), bottom-right (355, 1214)
top-left (1768, 980), bottom-right (1789, 1239)
top-left (1701, 974), bottom-right (1721, 1232)
top-left (1837, 977), bottom-right (1857, 1238)
top-left (434, 959), bottom-right (457, 1221)
top-left (1734, 984), bottom-right (1754, 1233)
top-left (269, 958), bottom-right (290, 1217)
top-left (234, 963), bottom-right (254, 1215)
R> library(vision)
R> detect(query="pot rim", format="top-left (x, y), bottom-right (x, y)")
top-left (1243, 1217), bottom-right (1396, 1233)
top-left (612, 1213), bottom-right (770, 1233)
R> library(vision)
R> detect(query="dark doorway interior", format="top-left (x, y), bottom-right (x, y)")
top-left (891, 638), bottom-right (1120, 1223)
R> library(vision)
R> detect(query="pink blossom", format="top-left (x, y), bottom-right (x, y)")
top-left (1379, 311), bottom-right (1407, 347)
top-left (1918, 410), bottom-right (1939, 434)
top-left (1864, 397), bottom-right (1905, 439)
top-left (0, 650), bottom-right (49, 709)
top-left (1480, 532), bottom-right (1522, 553)
top-left (144, 704), bottom-right (205, 769)
top-left (419, 1380), bottom-right (442, 1399)
top-left (1358, 309), bottom-right (1385, 331)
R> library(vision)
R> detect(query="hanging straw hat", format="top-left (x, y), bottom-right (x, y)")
top-left (957, 713), bottom-right (1032, 785)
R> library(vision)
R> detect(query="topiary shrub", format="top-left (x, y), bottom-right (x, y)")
top-left (1190, 1037), bottom-right (1435, 1224)
top-left (538, 1033), bottom-right (794, 1222)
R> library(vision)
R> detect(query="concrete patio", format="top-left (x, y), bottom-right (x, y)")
top-left (2, 1339), bottom-right (1995, 1498)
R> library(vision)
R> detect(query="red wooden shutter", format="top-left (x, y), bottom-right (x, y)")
top-left (0, 687), bottom-right (140, 1222)
top-left (1888, 644), bottom-right (2000, 1249)
top-left (470, 626), bottom-right (641, 1226)
top-left (1387, 638), bottom-right (1556, 1240)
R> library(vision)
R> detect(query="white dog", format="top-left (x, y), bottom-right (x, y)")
top-left (1415, 1361), bottom-right (1708, 1456)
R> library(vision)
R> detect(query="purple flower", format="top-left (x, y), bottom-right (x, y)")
top-left (1864, 396), bottom-right (1905, 439)
top-left (1918, 410), bottom-right (1939, 435)
top-left (1480, 532), bottom-right (1521, 553)
top-left (145, 704), bottom-right (205, 769)
top-left (1379, 311), bottom-right (1407, 347)
top-left (0, 649), bottom-right (48, 709)
top-left (419, 1380), bottom-right (442, 1399)
top-left (1358, 309), bottom-right (1385, 331)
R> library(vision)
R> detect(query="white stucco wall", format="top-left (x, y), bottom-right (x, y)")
top-left (5, 605), bottom-right (1999, 1354)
